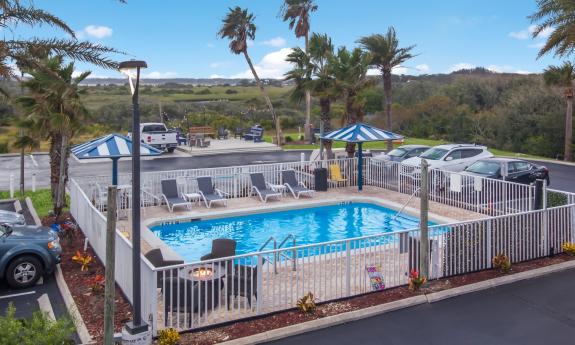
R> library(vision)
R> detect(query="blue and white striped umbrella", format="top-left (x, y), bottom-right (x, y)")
top-left (72, 133), bottom-right (162, 159)
top-left (321, 123), bottom-right (403, 143)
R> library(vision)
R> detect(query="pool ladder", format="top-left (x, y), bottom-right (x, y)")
top-left (393, 187), bottom-right (420, 221)
top-left (259, 234), bottom-right (297, 274)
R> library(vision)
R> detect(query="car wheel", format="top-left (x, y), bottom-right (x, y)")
top-left (167, 147), bottom-right (175, 153)
top-left (6, 256), bottom-right (43, 289)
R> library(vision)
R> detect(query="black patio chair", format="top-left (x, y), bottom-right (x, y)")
top-left (196, 176), bottom-right (228, 208)
top-left (144, 248), bottom-right (184, 286)
top-left (227, 264), bottom-right (257, 309)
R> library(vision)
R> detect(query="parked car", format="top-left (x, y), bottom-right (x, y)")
top-left (0, 210), bottom-right (25, 226)
top-left (0, 224), bottom-right (61, 288)
top-left (128, 122), bottom-right (178, 153)
top-left (463, 158), bottom-right (550, 185)
top-left (402, 144), bottom-right (494, 172)
top-left (372, 145), bottom-right (430, 163)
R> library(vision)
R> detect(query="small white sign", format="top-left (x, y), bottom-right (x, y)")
top-left (450, 174), bottom-right (462, 193)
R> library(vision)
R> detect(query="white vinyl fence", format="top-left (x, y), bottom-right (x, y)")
top-left (69, 157), bottom-right (575, 334)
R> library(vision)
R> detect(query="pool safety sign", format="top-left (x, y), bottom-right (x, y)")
top-left (365, 265), bottom-right (385, 291)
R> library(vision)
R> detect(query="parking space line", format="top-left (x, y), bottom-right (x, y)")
top-left (29, 154), bottom-right (38, 167)
top-left (0, 290), bottom-right (36, 300)
top-left (37, 293), bottom-right (55, 321)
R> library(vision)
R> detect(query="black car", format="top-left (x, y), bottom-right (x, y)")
top-left (463, 158), bottom-right (550, 185)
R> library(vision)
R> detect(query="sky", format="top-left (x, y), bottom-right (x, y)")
top-left (14, 0), bottom-right (564, 79)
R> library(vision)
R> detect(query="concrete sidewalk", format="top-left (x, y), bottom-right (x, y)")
top-left (265, 267), bottom-right (575, 345)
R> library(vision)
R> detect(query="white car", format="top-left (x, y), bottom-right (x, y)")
top-left (401, 144), bottom-right (494, 172)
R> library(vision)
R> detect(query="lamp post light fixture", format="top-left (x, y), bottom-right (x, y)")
top-left (119, 59), bottom-right (151, 343)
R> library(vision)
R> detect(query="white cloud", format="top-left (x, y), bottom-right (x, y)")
top-left (447, 62), bottom-right (476, 73)
top-left (486, 64), bottom-right (514, 73)
top-left (209, 74), bottom-right (225, 79)
top-left (231, 48), bottom-right (294, 79)
top-left (528, 42), bottom-right (545, 49)
top-left (261, 37), bottom-right (287, 48)
top-left (392, 66), bottom-right (408, 75)
top-left (515, 70), bottom-right (531, 75)
top-left (144, 71), bottom-right (178, 79)
top-left (71, 70), bottom-right (111, 79)
top-left (415, 64), bottom-right (430, 73)
top-left (207, 43), bottom-right (215, 48)
top-left (77, 25), bottom-right (113, 39)
top-left (209, 61), bottom-right (229, 68)
top-left (509, 24), bottom-right (553, 40)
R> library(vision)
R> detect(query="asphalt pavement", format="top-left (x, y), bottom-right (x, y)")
top-left (265, 268), bottom-right (575, 345)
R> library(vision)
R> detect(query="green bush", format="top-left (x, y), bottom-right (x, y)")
top-left (0, 189), bottom-right (68, 217)
top-left (548, 191), bottom-right (568, 208)
top-left (0, 141), bottom-right (8, 153)
top-left (0, 304), bottom-right (75, 345)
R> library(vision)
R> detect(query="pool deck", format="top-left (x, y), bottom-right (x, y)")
top-left (116, 185), bottom-right (484, 257)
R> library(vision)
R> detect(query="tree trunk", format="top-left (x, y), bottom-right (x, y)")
top-left (49, 134), bottom-right (62, 209)
top-left (565, 91), bottom-right (573, 162)
top-left (320, 97), bottom-right (332, 157)
top-left (55, 133), bottom-right (69, 217)
top-left (304, 33), bottom-right (312, 143)
top-left (383, 68), bottom-right (393, 151)
top-left (345, 92), bottom-right (357, 158)
top-left (243, 50), bottom-right (282, 146)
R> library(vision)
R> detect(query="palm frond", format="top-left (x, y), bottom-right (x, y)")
top-left (0, 6), bottom-right (75, 37)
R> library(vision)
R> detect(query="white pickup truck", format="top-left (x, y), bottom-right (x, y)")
top-left (128, 122), bottom-right (178, 153)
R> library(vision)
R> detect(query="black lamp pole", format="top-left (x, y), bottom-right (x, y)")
top-left (119, 60), bottom-right (148, 334)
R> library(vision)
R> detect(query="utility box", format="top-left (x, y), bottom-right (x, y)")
top-left (314, 168), bottom-right (328, 191)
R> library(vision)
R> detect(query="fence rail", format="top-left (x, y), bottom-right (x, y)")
top-left (69, 157), bottom-right (575, 334)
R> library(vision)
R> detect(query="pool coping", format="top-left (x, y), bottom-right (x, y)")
top-left (142, 196), bottom-right (460, 262)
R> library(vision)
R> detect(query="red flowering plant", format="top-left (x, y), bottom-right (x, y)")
top-left (85, 274), bottom-right (105, 294)
top-left (408, 269), bottom-right (427, 291)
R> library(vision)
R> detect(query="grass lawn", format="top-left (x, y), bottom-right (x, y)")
top-left (0, 189), bottom-right (68, 217)
top-left (265, 132), bottom-right (547, 160)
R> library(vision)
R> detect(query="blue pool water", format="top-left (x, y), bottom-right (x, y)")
top-left (152, 202), bottom-right (432, 262)
top-left (151, 203), bottom-right (432, 262)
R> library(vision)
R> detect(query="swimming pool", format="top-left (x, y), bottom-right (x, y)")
top-left (151, 202), bottom-right (432, 262)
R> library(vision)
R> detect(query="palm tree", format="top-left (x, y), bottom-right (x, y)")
top-left (16, 55), bottom-right (91, 216)
top-left (280, 0), bottom-right (318, 142)
top-left (358, 28), bottom-right (416, 150)
top-left (285, 33), bottom-right (337, 156)
top-left (330, 47), bottom-right (373, 157)
top-left (530, 0), bottom-right (575, 59)
top-left (218, 6), bottom-right (282, 146)
top-left (544, 62), bottom-right (575, 161)
top-left (0, 0), bottom-right (120, 82)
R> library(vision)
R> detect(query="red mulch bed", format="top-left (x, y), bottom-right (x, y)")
top-left (44, 213), bottom-right (132, 343)
top-left (176, 253), bottom-right (574, 345)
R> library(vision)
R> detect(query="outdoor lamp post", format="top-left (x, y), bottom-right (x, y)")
top-left (119, 59), bottom-right (151, 343)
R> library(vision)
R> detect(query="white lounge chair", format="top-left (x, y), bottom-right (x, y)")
top-left (161, 179), bottom-right (192, 212)
top-left (197, 176), bottom-right (229, 208)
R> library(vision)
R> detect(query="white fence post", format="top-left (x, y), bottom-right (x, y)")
top-left (9, 174), bottom-right (14, 198)
top-left (345, 240), bottom-right (351, 296)
top-left (32, 173), bottom-right (36, 192)
top-left (486, 219), bottom-right (492, 268)
top-left (256, 254), bottom-right (263, 314)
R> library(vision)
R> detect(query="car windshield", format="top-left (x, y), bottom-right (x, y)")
top-left (466, 161), bottom-right (501, 175)
top-left (387, 148), bottom-right (407, 157)
top-left (420, 148), bottom-right (448, 160)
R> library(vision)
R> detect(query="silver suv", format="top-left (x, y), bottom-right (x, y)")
top-left (402, 144), bottom-right (494, 172)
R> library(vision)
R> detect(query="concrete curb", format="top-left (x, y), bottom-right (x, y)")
top-left (217, 295), bottom-right (428, 345)
top-left (55, 265), bottom-right (93, 344)
top-left (37, 293), bottom-right (56, 321)
top-left (25, 197), bottom-right (42, 226)
top-left (217, 260), bottom-right (575, 345)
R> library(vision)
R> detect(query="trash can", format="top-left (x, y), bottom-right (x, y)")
top-left (314, 167), bottom-right (328, 191)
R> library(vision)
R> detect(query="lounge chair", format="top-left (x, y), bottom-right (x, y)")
top-left (329, 164), bottom-right (347, 186)
top-left (196, 176), bottom-right (229, 208)
top-left (234, 127), bottom-right (243, 139)
top-left (282, 170), bottom-right (314, 199)
top-left (250, 173), bottom-right (282, 203)
top-left (161, 179), bottom-right (192, 212)
top-left (144, 248), bottom-right (184, 286)
top-left (244, 127), bottom-right (264, 142)
top-left (227, 264), bottom-right (257, 309)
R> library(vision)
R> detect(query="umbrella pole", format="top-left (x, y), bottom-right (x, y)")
top-left (112, 157), bottom-right (118, 185)
top-left (358, 142), bottom-right (363, 191)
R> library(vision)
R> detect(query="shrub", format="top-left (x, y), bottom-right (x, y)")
top-left (196, 88), bottom-right (212, 95)
top-left (158, 328), bottom-right (180, 345)
top-left (225, 89), bottom-right (238, 94)
top-left (86, 274), bottom-right (105, 295)
top-left (548, 191), bottom-right (568, 208)
top-left (72, 250), bottom-right (92, 271)
top-left (0, 141), bottom-right (8, 153)
top-left (0, 303), bottom-right (75, 345)
top-left (296, 292), bottom-right (316, 314)
top-left (285, 135), bottom-right (293, 143)
top-left (562, 242), bottom-right (575, 256)
top-left (408, 269), bottom-right (427, 291)
top-left (492, 254), bottom-right (511, 273)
